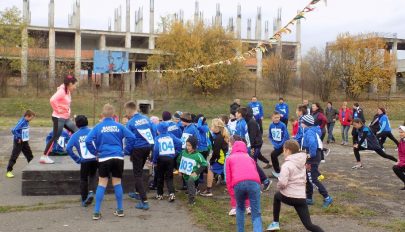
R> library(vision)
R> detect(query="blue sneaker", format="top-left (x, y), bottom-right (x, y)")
top-left (263, 179), bottom-right (272, 191)
top-left (135, 201), bottom-right (149, 210)
top-left (323, 196), bottom-right (333, 208)
top-left (266, 222), bottom-right (280, 231)
top-left (128, 192), bottom-right (141, 200)
top-left (306, 198), bottom-right (314, 205)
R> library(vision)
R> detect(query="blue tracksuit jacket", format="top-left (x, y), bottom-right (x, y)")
top-left (66, 127), bottom-right (97, 163)
top-left (269, 122), bottom-right (290, 149)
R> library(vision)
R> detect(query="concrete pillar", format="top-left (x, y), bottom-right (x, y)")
top-left (74, 0), bottom-right (81, 79)
top-left (236, 4), bottom-right (241, 39)
top-left (149, 0), bottom-right (155, 49)
top-left (227, 18), bottom-right (234, 33)
top-left (255, 7), bottom-right (262, 40)
top-left (194, 1), bottom-right (200, 25)
top-left (99, 34), bottom-right (109, 88)
top-left (247, 19), bottom-right (252, 40)
top-left (48, 0), bottom-right (55, 88)
top-left (215, 3), bottom-right (222, 27)
top-left (131, 60), bottom-right (136, 91)
top-left (124, 0), bottom-right (131, 92)
top-left (21, 0), bottom-right (30, 86)
top-left (295, 14), bottom-right (302, 82)
top-left (264, 20), bottom-right (269, 39)
top-left (256, 46), bottom-right (263, 79)
top-left (391, 34), bottom-right (398, 93)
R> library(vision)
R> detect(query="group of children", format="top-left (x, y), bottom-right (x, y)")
top-left (5, 98), bottom-right (405, 231)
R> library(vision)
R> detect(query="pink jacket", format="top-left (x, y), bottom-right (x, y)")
top-left (277, 152), bottom-right (307, 199)
top-left (398, 139), bottom-right (405, 167)
top-left (50, 84), bottom-right (72, 119)
top-left (226, 141), bottom-right (260, 189)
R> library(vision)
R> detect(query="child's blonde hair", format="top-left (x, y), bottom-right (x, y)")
top-left (211, 118), bottom-right (229, 143)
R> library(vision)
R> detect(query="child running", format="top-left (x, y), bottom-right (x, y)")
top-left (85, 104), bottom-right (135, 220)
top-left (266, 140), bottom-right (324, 232)
top-left (351, 118), bottom-right (397, 169)
top-left (6, 110), bottom-right (36, 178)
top-left (268, 111), bottom-right (290, 178)
top-left (375, 107), bottom-right (399, 149)
top-left (152, 121), bottom-right (182, 201)
top-left (66, 115), bottom-right (97, 207)
top-left (393, 126), bottom-right (405, 190)
top-left (177, 136), bottom-right (207, 205)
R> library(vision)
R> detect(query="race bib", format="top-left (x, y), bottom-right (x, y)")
top-left (252, 107), bottom-right (259, 115)
top-left (57, 137), bottom-right (65, 148)
top-left (22, 128), bottom-right (29, 142)
top-left (181, 133), bottom-right (192, 149)
top-left (79, 141), bottom-right (96, 159)
top-left (137, 128), bottom-right (154, 144)
top-left (245, 132), bottom-right (251, 147)
top-left (158, 137), bottom-right (175, 155)
top-left (271, 128), bottom-right (282, 142)
top-left (179, 157), bottom-right (196, 175)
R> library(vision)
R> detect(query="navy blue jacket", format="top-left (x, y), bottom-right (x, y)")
top-left (11, 117), bottom-right (30, 141)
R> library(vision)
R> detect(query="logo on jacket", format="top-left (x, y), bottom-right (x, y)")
top-left (134, 119), bottom-right (148, 126)
top-left (101, 126), bottom-right (120, 133)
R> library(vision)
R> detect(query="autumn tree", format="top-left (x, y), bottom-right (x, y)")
top-left (328, 33), bottom-right (394, 99)
top-left (263, 54), bottom-right (294, 96)
top-left (147, 20), bottom-right (246, 95)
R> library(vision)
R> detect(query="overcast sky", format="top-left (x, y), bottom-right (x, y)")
top-left (1, 0), bottom-right (405, 58)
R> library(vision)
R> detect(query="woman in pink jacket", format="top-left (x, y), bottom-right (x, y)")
top-left (266, 140), bottom-right (324, 232)
top-left (226, 137), bottom-right (262, 232)
top-left (41, 75), bottom-right (78, 164)
top-left (393, 126), bottom-right (405, 190)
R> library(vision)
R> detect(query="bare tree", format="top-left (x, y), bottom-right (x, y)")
top-left (263, 54), bottom-right (294, 96)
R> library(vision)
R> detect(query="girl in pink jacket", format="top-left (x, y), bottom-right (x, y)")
top-left (393, 126), bottom-right (405, 190)
top-left (266, 140), bottom-right (324, 232)
top-left (42, 75), bottom-right (78, 164)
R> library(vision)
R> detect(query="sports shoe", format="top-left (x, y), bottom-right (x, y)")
top-left (263, 163), bottom-right (272, 169)
top-left (155, 195), bottom-right (163, 200)
top-left (92, 212), bottom-right (101, 220)
top-left (351, 164), bottom-right (363, 169)
top-left (6, 171), bottom-right (14, 178)
top-left (317, 175), bottom-right (325, 181)
top-left (266, 222), bottom-right (280, 231)
top-left (39, 155), bottom-right (54, 164)
top-left (228, 208), bottom-right (237, 216)
top-left (306, 198), bottom-right (314, 205)
top-left (341, 141), bottom-right (345, 145)
top-left (83, 191), bottom-right (94, 206)
top-left (113, 209), bottom-right (125, 217)
top-left (168, 193), bottom-right (176, 202)
top-left (128, 192), bottom-right (141, 200)
top-left (324, 148), bottom-right (331, 157)
top-left (271, 171), bottom-right (280, 178)
top-left (246, 207), bottom-right (251, 215)
top-left (320, 159), bottom-right (326, 163)
top-left (263, 179), bottom-right (272, 191)
top-left (135, 201), bottom-right (149, 210)
top-left (173, 169), bottom-right (179, 175)
top-left (200, 190), bottom-right (213, 197)
top-left (216, 175), bottom-right (222, 186)
top-left (323, 196), bottom-right (333, 208)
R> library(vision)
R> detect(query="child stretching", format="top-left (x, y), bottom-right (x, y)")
top-left (393, 126), bottom-right (405, 190)
top-left (177, 136), bottom-right (207, 205)
top-left (45, 129), bottom-right (70, 156)
top-left (85, 104), bottom-right (135, 220)
top-left (66, 115), bottom-right (97, 207)
top-left (152, 122), bottom-right (182, 201)
top-left (266, 140), bottom-right (324, 232)
top-left (352, 118), bottom-right (397, 169)
top-left (268, 111), bottom-right (290, 178)
top-left (6, 110), bottom-right (36, 178)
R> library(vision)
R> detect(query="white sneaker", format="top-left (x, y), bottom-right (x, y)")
top-left (228, 208), bottom-right (236, 216)
top-left (321, 160), bottom-right (326, 163)
top-left (246, 207), bottom-right (251, 215)
top-left (40, 155), bottom-right (55, 164)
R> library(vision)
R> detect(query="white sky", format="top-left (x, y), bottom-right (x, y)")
top-left (1, 0), bottom-right (405, 58)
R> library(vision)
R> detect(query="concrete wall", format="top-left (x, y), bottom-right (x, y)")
top-left (398, 59), bottom-right (405, 72)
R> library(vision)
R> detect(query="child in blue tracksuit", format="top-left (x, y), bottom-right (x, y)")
top-left (275, 97), bottom-right (289, 126)
top-left (152, 122), bottom-right (182, 201)
top-left (66, 115), bottom-right (98, 207)
top-left (124, 101), bottom-right (156, 210)
top-left (85, 104), bottom-right (135, 220)
top-left (269, 111), bottom-right (290, 177)
top-left (6, 110), bottom-right (36, 178)
top-left (248, 96), bottom-right (264, 134)
top-left (46, 129), bottom-right (70, 156)
top-left (162, 111), bottom-right (182, 139)
top-left (300, 115), bottom-right (333, 208)
top-left (235, 109), bottom-right (251, 150)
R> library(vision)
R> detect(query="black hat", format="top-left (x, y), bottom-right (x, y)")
top-left (186, 136), bottom-right (198, 150)
top-left (162, 111), bottom-right (172, 121)
top-left (75, 115), bottom-right (88, 128)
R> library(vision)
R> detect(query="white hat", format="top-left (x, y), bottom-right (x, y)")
top-left (399, 125), bottom-right (405, 131)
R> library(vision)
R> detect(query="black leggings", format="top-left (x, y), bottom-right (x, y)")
top-left (353, 146), bottom-right (398, 162)
top-left (377, 131), bottom-right (399, 148)
top-left (44, 117), bottom-right (77, 155)
top-left (157, 156), bottom-right (175, 195)
top-left (393, 165), bottom-right (405, 185)
top-left (131, 147), bottom-right (151, 201)
top-left (271, 148), bottom-right (283, 173)
top-left (273, 191), bottom-right (324, 232)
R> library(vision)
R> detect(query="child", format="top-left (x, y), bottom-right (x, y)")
top-left (393, 126), bottom-right (405, 190)
top-left (248, 96), bottom-right (264, 134)
top-left (352, 118), bottom-right (397, 169)
top-left (200, 118), bottom-right (229, 197)
top-left (152, 122), bottom-right (182, 201)
top-left (227, 113), bottom-right (237, 136)
top-left (266, 140), bottom-right (324, 232)
top-left (66, 115), bottom-right (97, 207)
top-left (300, 115), bottom-right (333, 208)
top-left (162, 111), bottom-right (182, 139)
top-left (6, 110), bottom-right (36, 178)
top-left (45, 129), bottom-right (70, 156)
top-left (180, 112), bottom-right (200, 149)
top-left (177, 136), bottom-right (207, 205)
top-left (268, 112), bottom-right (290, 178)
top-left (275, 97), bottom-right (289, 126)
top-left (375, 107), bottom-right (399, 149)
top-left (226, 138), bottom-right (262, 232)
top-left (85, 104), bottom-right (135, 220)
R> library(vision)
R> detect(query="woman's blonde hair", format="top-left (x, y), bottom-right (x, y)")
top-left (211, 118), bottom-right (229, 143)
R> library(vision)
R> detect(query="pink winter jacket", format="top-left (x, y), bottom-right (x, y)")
top-left (50, 84), bottom-right (72, 119)
top-left (226, 141), bottom-right (261, 189)
top-left (277, 152), bottom-right (307, 199)
top-left (398, 139), bottom-right (405, 167)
